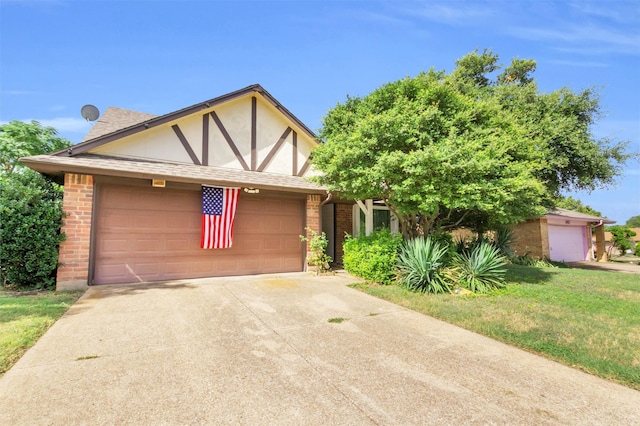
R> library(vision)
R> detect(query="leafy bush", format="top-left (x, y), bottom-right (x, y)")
top-left (0, 170), bottom-right (65, 289)
top-left (342, 229), bottom-right (402, 284)
top-left (397, 237), bottom-right (450, 294)
top-left (300, 228), bottom-right (332, 275)
top-left (635, 243), bottom-right (640, 257)
top-left (451, 242), bottom-right (507, 293)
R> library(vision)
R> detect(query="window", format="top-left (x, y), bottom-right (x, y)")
top-left (353, 203), bottom-right (399, 236)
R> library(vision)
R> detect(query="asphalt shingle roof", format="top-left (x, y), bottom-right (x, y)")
top-left (82, 107), bottom-right (157, 141)
top-left (21, 154), bottom-right (325, 194)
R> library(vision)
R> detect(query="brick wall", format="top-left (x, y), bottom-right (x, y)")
top-left (511, 218), bottom-right (550, 259)
top-left (334, 203), bottom-right (353, 264)
top-left (305, 195), bottom-right (321, 267)
top-left (56, 173), bottom-right (94, 290)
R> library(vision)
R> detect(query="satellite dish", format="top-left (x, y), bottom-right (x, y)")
top-left (80, 104), bottom-right (100, 121)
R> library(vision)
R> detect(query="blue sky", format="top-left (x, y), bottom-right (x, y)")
top-left (1, 0), bottom-right (638, 223)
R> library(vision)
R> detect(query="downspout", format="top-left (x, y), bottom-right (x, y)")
top-left (593, 220), bottom-right (602, 261)
top-left (320, 192), bottom-right (333, 206)
top-left (593, 220), bottom-right (607, 262)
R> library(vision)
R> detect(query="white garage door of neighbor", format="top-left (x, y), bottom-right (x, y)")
top-left (548, 225), bottom-right (587, 262)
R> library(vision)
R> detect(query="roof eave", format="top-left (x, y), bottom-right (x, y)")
top-left (545, 213), bottom-right (616, 225)
top-left (20, 155), bottom-right (326, 195)
top-left (53, 84), bottom-right (319, 157)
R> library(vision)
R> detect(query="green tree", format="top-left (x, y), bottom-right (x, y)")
top-left (312, 50), bottom-right (632, 238)
top-left (625, 215), bottom-right (640, 228)
top-left (555, 196), bottom-right (602, 217)
top-left (0, 121), bottom-right (71, 289)
top-left (0, 120), bottom-right (70, 175)
top-left (606, 226), bottom-right (637, 256)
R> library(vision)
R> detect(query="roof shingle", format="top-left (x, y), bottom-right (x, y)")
top-left (21, 154), bottom-right (325, 194)
top-left (82, 107), bottom-right (157, 141)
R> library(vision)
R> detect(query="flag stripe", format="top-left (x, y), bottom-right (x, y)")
top-left (201, 187), bottom-right (240, 249)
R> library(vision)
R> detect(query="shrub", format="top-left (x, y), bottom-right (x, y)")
top-left (342, 229), bottom-right (402, 284)
top-left (451, 242), bottom-right (507, 293)
top-left (635, 243), bottom-right (640, 257)
top-left (397, 237), bottom-right (450, 294)
top-left (0, 170), bottom-right (65, 290)
top-left (300, 228), bottom-right (332, 275)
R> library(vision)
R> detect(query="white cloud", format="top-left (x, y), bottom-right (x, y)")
top-left (2, 118), bottom-right (92, 134)
top-left (547, 59), bottom-right (609, 67)
top-left (571, 1), bottom-right (640, 25)
top-left (2, 90), bottom-right (39, 95)
top-left (37, 117), bottom-right (92, 133)
top-left (512, 23), bottom-right (640, 55)
top-left (397, 2), bottom-right (494, 25)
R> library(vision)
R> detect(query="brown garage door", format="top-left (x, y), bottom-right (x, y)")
top-left (93, 183), bottom-right (305, 285)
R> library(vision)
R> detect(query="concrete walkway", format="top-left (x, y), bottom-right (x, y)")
top-left (1, 272), bottom-right (638, 425)
top-left (569, 260), bottom-right (640, 274)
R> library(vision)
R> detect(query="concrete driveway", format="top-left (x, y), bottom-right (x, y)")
top-left (1, 272), bottom-right (638, 425)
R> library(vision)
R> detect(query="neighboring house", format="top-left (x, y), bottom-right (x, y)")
top-left (23, 85), bottom-right (333, 290)
top-left (599, 228), bottom-right (640, 256)
top-left (511, 208), bottom-right (615, 262)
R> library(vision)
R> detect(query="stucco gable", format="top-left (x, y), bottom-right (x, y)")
top-left (62, 85), bottom-right (318, 177)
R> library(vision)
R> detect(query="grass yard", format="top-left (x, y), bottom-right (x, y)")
top-left (0, 291), bottom-right (83, 375)
top-left (351, 264), bottom-right (640, 390)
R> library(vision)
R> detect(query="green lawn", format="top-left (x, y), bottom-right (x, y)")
top-left (0, 291), bottom-right (83, 375)
top-left (351, 264), bottom-right (640, 390)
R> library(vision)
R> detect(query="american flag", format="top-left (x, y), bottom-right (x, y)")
top-left (201, 186), bottom-right (240, 249)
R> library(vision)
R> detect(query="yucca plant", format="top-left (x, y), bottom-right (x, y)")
top-left (397, 237), bottom-right (450, 294)
top-left (492, 227), bottom-right (515, 257)
top-left (452, 242), bottom-right (507, 293)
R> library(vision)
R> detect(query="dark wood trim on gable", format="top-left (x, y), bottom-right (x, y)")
top-left (251, 97), bottom-right (257, 171)
top-left (292, 131), bottom-right (298, 176)
top-left (56, 84), bottom-right (319, 158)
top-left (257, 127), bottom-right (292, 172)
top-left (210, 111), bottom-right (250, 171)
top-left (202, 113), bottom-right (209, 166)
top-left (171, 125), bottom-right (201, 165)
top-left (297, 157), bottom-right (311, 177)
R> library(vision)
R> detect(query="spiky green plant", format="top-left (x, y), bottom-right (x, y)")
top-left (452, 242), bottom-right (507, 293)
top-left (397, 237), bottom-right (450, 294)
top-left (492, 227), bottom-right (515, 257)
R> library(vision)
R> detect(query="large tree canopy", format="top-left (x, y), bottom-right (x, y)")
top-left (311, 50), bottom-right (632, 238)
top-left (0, 120), bottom-right (70, 175)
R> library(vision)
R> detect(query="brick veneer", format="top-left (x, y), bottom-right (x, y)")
top-left (305, 195), bottom-right (322, 269)
top-left (56, 173), bottom-right (94, 290)
top-left (594, 224), bottom-right (608, 262)
top-left (334, 203), bottom-right (353, 264)
top-left (511, 218), bottom-right (550, 259)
